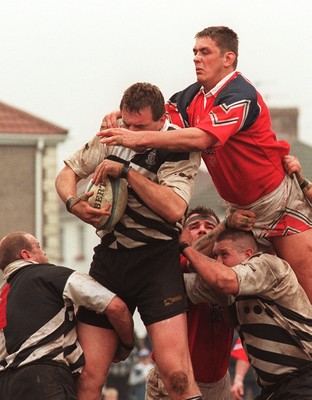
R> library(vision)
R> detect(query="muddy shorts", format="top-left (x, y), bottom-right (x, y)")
top-left (227, 175), bottom-right (312, 249)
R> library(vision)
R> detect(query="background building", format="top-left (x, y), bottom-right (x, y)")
top-left (0, 101), bottom-right (67, 264)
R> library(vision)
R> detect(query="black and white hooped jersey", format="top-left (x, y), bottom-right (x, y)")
top-left (231, 254), bottom-right (312, 388)
top-left (66, 121), bottom-right (200, 249)
top-left (0, 260), bottom-right (115, 372)
top-left (185, 253), bottom-right (312, 389)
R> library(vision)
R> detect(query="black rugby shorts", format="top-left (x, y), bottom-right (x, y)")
top-left (77, 239), bottom-right (188, 328)
top-left (0, 361), bottom-right (76, 400)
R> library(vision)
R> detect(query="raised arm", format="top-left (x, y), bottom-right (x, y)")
top-left (192, 209), bottom-right (257, 256)
top-left (179, 229), bottom-right (239, 295)
top-left (192, 221), bottom-right (226, 256)
top-left (97, 126), bottom-right (217, 152)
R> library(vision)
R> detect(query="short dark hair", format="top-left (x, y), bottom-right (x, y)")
top-left (195, 26), bottom-right (239, 69)
top-left (119, 82), bottom-right (165, 121)
top-left (216, 228), bottom-right (258, 252)
top-left (186, 205), bottom-right (220, 224)
top-left (0, 231), bottom-right (32, 271)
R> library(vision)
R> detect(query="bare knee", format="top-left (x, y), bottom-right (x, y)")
top-left (77, 365), bottom-right (105, 400)
top-left (168, 370), bottom-right (189, 395)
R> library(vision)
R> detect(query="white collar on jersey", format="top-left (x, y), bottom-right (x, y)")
top-left (2, 259), bottom-right (38, 282)
top-left (200, 70), bottom-right (237, 98)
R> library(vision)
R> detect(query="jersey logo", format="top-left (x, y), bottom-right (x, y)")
top-left (207, 156), bottom-right (217, 168)
top-left (0, 283), bottom-right (10, 329)
top-left (209, 100), bottom-right (251, 131)
top-left (145, 149), bottom-right (157, 167)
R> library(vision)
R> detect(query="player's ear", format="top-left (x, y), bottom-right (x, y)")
top-left (158, 113), bottom-right (167, 128)
top-left (20, 249), bottom-right (31, 260)
top-left (245, 247), bottom-right (253, 259)
top-left (223, 51), bottom-right (236, 67)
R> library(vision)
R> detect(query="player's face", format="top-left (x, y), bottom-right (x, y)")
top-left (193, 37), bottom-right (229, 92)
top-left (213, 239), bottom-right (247, 267)
top-left (26, 234), bottom-right (49, 264)
top-left (185, 214), bottom-right (218, 242)
top-left (121, 107), bottom-right (165, 132)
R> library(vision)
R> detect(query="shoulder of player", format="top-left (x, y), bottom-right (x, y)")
top-left (215, 73), bottom-right (258, 105)
top-left (241, 252), bottom-right (292, 279)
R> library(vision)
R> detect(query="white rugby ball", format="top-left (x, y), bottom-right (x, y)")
top-left (86, 177), bottom-right (128, 231)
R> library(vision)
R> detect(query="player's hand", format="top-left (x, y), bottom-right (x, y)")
top-left (92, 160), bottom-right (124, 185)
top-left (70, 192), bottom-right (111, 227)
top-left (100, 110), bottom-right (121, 129)
top-left (231, 380), bottom-right (244, 400)
top-left (227, 209), bottom-right (256, 231)
top-left (97, 128), bottom-right (147, 152)
top-left (179, 228), bottom-right (193, 246)
top-left (283, 154), bottom-right (302, 178)
top-left (112, 342), bottom-right (134, 363)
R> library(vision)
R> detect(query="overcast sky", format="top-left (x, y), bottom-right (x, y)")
top-left (2, 0), bottom-right (312, 169)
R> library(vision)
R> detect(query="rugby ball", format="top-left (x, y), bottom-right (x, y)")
top-left (86, 177), bottom-right (128, 231)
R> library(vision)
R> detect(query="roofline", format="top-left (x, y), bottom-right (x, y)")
top-left (0, 133), bottom-right (67, 145)
top-left (0, 101), bottom-right (68, 132)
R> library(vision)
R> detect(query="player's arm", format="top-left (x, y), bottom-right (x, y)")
top-left (192, 222), bottom-right (226, 256)
top-left (231, 359), bottom-right (250, 400)
top-left (55, 164), bottom-right (81, 204)
top-left (283, 155), bottom-right (312, 202)
top-left (97, 126), bottom-right (217, 153)
top-left (182, 246), bottom-right (238, 295)
top-left (98, 89), bottom-right (258, 153)
top-left (64, 272), bottom-right (135, 361)
top-left (179, 229), bottom-right (239, 295)
top-left (55, 165), bottom-right (111, 227)
top-left (192, 210), bottom-right (256, 256)
top-left (104, 296), bottom-right (135, 362)
top-left (92, 159), bottom-right (190, 223)
top-left (126, 166), bottom-right (187, 222)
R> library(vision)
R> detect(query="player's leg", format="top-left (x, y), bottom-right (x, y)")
top-left (145, 365), bottom-right (171, 400)
top-left (271, 229), bottom-right (312, 302)
top-left (235, 175), bottom-right (312, 302)
top-left (76, 321), bottom-right (119, 400)
top-left (134, 240), bottom-right (202, 399)
top-left (147, 313), bottom-right (202, 400)
top-left (198, 371), bottom-right (232, 400)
